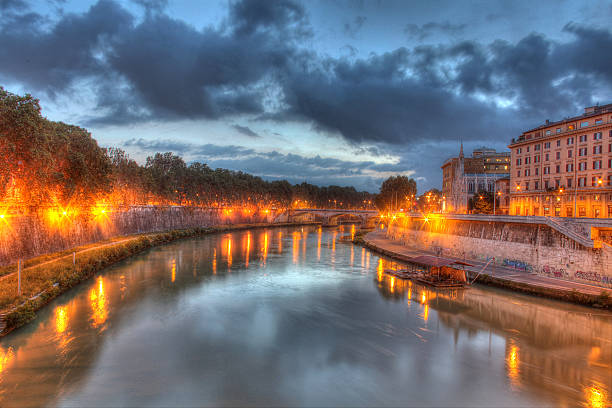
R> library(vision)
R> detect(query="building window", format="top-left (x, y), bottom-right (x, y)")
top-left (555, 179), bottom-right (560, 188)
top-left (580, 134), bottom-right (587, 142)
top-left (567, 178), bottom-right (572, 188)
top-left (544, 166), bottom-right (550, 174)
top-left (535, 167), bottom-right (539, 175)
top-left (566, 207), bottom-right (573, 217)
top-left (545, 153), bottom-right (549, 161)
top-left (609, 159), bottom-right (612, 168)
top-left (526, 182), bottom-right (530, 191)
top-left (525, 169), bottom-right (530, 176)
top-left (567, 137), bottom-right (574, 145)
top-left (594, 207), bottom-right (601, 218)
top-left (568, 150), bottom-right (573, 158)
top-left (579, 147), bottom-right (587, 156)
top-left (517, 147), bottom-right (522, 154)
top-left (468, 182), bottom-right (474, 193)
top-left (609, 144), bottom-right (611, 153)
top-left (545, 130), bottom-right (551, 136)
top-left (568, 124), bottom-right (575, 131)
top-left (594, 132), bottom-right (602, 140)
top-left (566, 163), bottom-right (574, 172)
top-left (544, 142), bottom-right (551, 149)
top-left (556, 152), bottom-right (561, 160)
top-left (579, 162), bottom-right (587, 171)
top-left (580, 121), bottom-right (589, 128)
top-left (556, 128), bottom-right (561, 133)
top-left (579, 207), bottom-right (586, 217)
top-left (535, 144), bottom-right (541, 151)
top-left (608, 205), bottom-right (612, 218)
top-left (595, 119), bottom-right (603, 125)
top-left (593, 145), bottom-right (602, 154)
top-left (593, 160), bottom-right (602, 170)
top-left (525, 157), bottom-right (531, 164)
top-left (578, 177), bottom-right (586, 187)
top-left (544, 180), bottom-right (549, 189)
top-left (535, 181), bottom-right (539, 190)
top-left (516, 170), bottom-right (520, 177)
top-left (556, 165), bottom-right (560, 173)
top-left (527, 146), bottom-right (530, 152)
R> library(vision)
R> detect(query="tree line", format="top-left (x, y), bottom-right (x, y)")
top-left (0, 88), bottom-right (376, 211)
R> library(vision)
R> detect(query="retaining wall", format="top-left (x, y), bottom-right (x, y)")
top-left (387, 216), bottom-right (612, 288)
top-left (0, 206), bottom-right (281, 266)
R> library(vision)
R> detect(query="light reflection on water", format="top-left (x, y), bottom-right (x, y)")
top-left (0, 225), bottom-right (609, 407)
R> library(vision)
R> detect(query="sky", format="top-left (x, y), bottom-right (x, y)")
top-left (1, 0), bottom-right (612, 193)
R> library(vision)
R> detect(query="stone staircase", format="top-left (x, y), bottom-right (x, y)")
top-left (544, 217), bottom-right (595, 248)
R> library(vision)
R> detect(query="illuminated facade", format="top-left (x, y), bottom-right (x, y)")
top-left (509, 104), bottom-right (612, 217)
top-left (441, 145), bottom-right (510, 213)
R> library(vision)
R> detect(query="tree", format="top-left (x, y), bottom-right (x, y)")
top-left (469, 190), bottom-right (494, 214)
top-left (416, 188), bottom-right (443, 213)
top-left (375, 176), bottom-right (417, 211)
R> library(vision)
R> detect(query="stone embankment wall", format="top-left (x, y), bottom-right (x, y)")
top-left (0, 206), bottom-right (283, 266)
top-left (387, 216), bottom-right (612, 288)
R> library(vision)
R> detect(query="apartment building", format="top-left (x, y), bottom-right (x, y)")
top-left (509, 104), bottom-right (612, 218)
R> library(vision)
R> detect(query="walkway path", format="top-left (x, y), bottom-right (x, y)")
top-left (365, 231), bottom-right (611, 297)
top-left (0, 237), bottom-right (137, 282)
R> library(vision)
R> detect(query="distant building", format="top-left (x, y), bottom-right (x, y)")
top-left (508, 103), bottom-right (612, 217)
top-left (441, 145), bottom-right (510, 214)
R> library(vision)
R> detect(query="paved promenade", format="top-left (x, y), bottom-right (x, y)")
top-left (364, 231), bottom-right (611, 298)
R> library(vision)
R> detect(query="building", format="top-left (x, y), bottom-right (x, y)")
top-left (442, 146), bottom-right (510, 213)
top-left (509, 103), bottom-right (612, 218)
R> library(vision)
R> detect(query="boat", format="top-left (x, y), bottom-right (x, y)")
top-left (384, 255), bottom-right (473, 288)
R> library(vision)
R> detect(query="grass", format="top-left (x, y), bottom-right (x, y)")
top-left (0, 221), bottom-right (317, 335)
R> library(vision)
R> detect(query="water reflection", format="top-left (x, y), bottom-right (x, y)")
top-left (89, 276), bottom-right (108, 329)
top-left (261, 232), bottom-right (268, 266)
top-left (506, 341), bottom-right (520, 386)
top-left (585, 384), bottom-right (608, 408)
top-left (0, 226), bottom-right (609, 408)
top-left (55, 305), bottom-right (68, 334)
top-left (0, 346), bottom-right (14, 375)
top-left (374, 268), bottom-right (612, 407)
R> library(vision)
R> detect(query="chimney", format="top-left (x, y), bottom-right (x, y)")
top-left (545, 119), bottom-right (550, 125)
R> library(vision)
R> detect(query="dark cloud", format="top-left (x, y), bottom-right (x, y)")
top-left (229, 0), bottom-right (311, 38)
top-left (232, 124), bottom-right (260, 138)
top-left (343, 15), bottom-right (366, 37)
top-left (0, 0), bottom-right (26, 10)
top-left (404, 21), bottom-right (466, 40)
top-left (3, 0), bottom-right (612, 145)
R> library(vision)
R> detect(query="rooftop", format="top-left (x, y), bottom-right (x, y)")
top-left (510, 103), bottom-right (612, 146)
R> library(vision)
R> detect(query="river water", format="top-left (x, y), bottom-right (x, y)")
top-left (0, 225), bottom-right (610, 407)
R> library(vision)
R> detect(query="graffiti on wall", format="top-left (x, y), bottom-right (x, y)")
top-left (541, 265), bottom-right (568, 279)
top-left (503, 258), bottom-right (533, 272)
top-left (574, 271), bottom-right (611, 285)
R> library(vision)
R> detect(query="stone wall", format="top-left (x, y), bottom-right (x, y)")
top-left (0, 206), bottom-right (276, 266)
top-left (387, 216), bottom-right (612, 288)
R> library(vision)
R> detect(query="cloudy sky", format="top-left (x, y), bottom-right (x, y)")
top-left (1, 0), bottom-right (612, 192)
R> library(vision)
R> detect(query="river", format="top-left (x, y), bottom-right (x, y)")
top-left (0, 225), bottom-right (610, 407)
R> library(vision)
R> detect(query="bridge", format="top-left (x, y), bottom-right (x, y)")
top-left (285, 208), bottom-right (379, 227)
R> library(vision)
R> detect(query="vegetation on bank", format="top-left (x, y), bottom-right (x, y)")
top-left (0, 222), bottom-right (314, 335)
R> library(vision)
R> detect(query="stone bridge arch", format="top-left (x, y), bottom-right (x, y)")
top-left (288, 209), bottom-right (379, 227)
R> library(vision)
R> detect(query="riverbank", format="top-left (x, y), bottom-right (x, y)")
top-left (360, 231), bottom-right (612, 309)
top-left (0, 221), bottom-right (318, 336)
